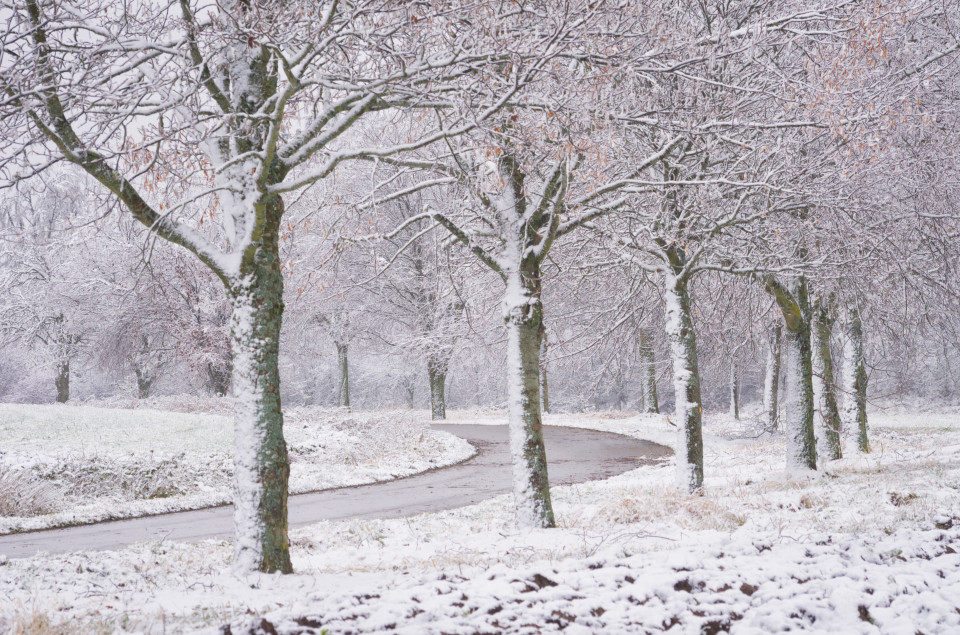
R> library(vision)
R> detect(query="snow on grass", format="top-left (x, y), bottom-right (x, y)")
top-left (0, 408), bottom-right (958, 633)
top-left (0, 402), bottom-right (473, 534)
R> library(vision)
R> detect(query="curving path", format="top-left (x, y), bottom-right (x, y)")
top-left (0, 424), bottom-right (671, 560)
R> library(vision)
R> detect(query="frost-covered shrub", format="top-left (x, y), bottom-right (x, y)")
top-left (33, 454), bottom-right (232, 501)
top-left (0, 466), bottom-right (61, 516)
top-left (286, 408), bottom-right (428, 465)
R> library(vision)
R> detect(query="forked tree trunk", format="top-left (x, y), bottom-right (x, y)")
top-left (640, 329), bottom-right (659, 414)
top-left (226, 199), bottom-right (292, 575)
top-left (428, 358), bottom-right (447, 420)
top-left (664, 272), bottom-right (704, 492)
top-left (812, 305), bottom-right (842, 461)
top-left (336, 342), bottom-right (350, 409)
top-left (503, 270), bottom-right (555, 528)
top-left (54, 359), bottom-right (69, 403)
top-left (728, 362), bottom-right (740, 420)
top-left (763, 324), bottom-right (782, 430)
top-left (767, 276), bottom-right (817, 472)
top-left (841, 305), bottom-right (870, 453)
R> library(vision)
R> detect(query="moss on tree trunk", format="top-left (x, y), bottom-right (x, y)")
top-left (766, 276), bottom-right (817, 471)
top-left (812, 303), bottom-right (842, 461)
top-left (504, 267), bottom-right (555, 528)
top-left (843, 305), bottom-right (870, 453)
top-left (664, 271), bottom-right (704, 492)
top-left (228, 196), bottom-right (292, 575)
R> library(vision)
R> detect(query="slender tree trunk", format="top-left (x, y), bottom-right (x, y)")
top-left (763, 324), bottom-right (782, 430)
top-left (336, 342), bottom-right (350, 409)
top-left (640, 329), bottom-right (659, 414)
top-left (428, 358), bottom-right (447, 420)
top-left (54, 359), bottom-right (69, 403)
top-left (663, 272), bottom-right (704, 492)
top-left (503, 269), bottom-right (555, 528)
top-left (728, 362), bottom-right (740, 420)
top-left (841, 305), bottom-right (870, 453)
top-left (767, 276), bottom-right (817, 472)
top-left (812, 305), bottom-right (842, 461)
top-left (404, 377), bottom-right (416, 409)
top-left (226, 198), bottom-right (292, 575)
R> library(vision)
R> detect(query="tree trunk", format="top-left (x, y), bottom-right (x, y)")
top-left (767, 276), bottom-right (817, 472)
top-left (728, 362), bottom-right (740, 420)
top-left (812, 305), bottom-right (842, 461)
top-left (663, 272), bottom-right (704, 492)
top-left (54, 359), bottom-right (69, 403)
top-left (540, 337), bottom-right (550, 414)
top-left (841, 305), bottom-right (870, 453)
top-left (763, 324), bottom-right (782, 431)
top-left (428, 358), bottom-right (447, 420)
top-left (336, 342), bottom-right (350, 409)
top-left (207, 361), bottom-right (231, 397)
top-left (503, 270), bottom-right (555, 528)
top-left (226, 198), bottom-right (292, 575)
top-left (640, 329), bottom-right (659, 414)
top-left (135, 365), bottom-right (154, 400)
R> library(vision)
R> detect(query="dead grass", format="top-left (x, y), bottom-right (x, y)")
top-left (595, 484), bottom-right (745, 531)
top-left (0, 467), bottom-right (60, 517)
top-left (0, 608), bottom-right (73, 635)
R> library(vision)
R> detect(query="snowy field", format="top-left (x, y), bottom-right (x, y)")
top-left (1, 408), bottom-right (959, 634)
top-left (0, 400), bottom-right (474, 534)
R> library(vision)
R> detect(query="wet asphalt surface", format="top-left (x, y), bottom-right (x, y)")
top-left (0, 424), bottom-right (671, 559)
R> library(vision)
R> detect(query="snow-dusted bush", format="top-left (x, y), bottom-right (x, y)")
top-left (0, 466), bottom-right (61, 517)
top-left (286, 407), bottom-right (429, 466)
top-left (33, 453), bottom-right (232, 502)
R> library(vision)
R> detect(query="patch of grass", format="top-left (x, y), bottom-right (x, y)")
top-left (0, 608), bottom-right (73, 635)
top-left (0, 467), bottom-right (61, 517)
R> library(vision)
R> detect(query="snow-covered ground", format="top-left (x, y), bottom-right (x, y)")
top-left (1, 408), bottom-right (958, 634)
top-left (0, 401), bottom-right (473, 534)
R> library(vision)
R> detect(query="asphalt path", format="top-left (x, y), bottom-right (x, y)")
top-left (0, 424), bottom-right (671, 560)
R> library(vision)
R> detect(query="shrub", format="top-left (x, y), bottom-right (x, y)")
top-left (0, 466), bottom-right (61, 517)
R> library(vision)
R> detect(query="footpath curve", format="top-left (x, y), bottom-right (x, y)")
top-left (0, 424), bottom-right (671, 560)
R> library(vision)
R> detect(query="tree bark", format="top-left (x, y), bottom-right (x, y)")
top-left (428, 358), bottom-right (447, 420)
top-left (54, 359), bottom-right (69, 403)
top-left (763, 324), bottom-right (782, 431)
top-left (812, 304), bottom-right (842, 461)
top-left (766, 276), bottom-right (817, 472)
top-left (206, 361), bottom-right (231, 397)
top-left (841, 305), bottom-right (870, 453)
top-left (640, 329), bottom-right (659, 414)
top-left (135, 365), bottom-right (154, 399)
top-left (540, 337), bottom-right (550, 414)
top-left (663, 272), bottom-right (704, 492)
top-left (226, 198), bottom-right (292, 575)
top-left (728, 362), bottom-right (740, 420)
top-left (336, 342), bottom-right (350, 409)
top-left (503, 269), bottom-right (555, 528)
